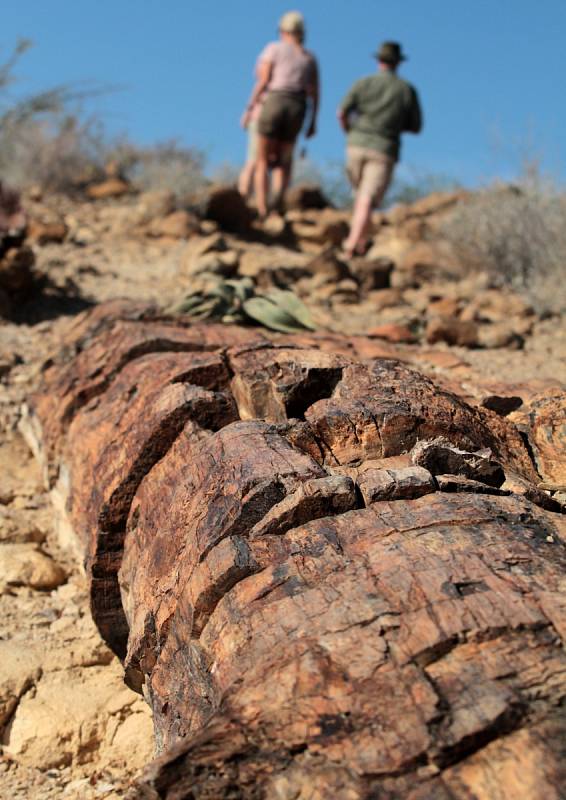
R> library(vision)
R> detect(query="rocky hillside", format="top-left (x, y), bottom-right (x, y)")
top-left (0, 180), bottom-right (564, 799)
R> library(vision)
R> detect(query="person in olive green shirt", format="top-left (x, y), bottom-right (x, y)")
top-left (338, 41), bottom-right (422, 257)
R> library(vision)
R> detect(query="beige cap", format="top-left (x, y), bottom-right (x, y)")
top-left (279, 10), bottom-right (305, 35)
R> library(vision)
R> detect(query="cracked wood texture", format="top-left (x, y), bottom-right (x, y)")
top-left (28, 303), bottom-right (566, 800)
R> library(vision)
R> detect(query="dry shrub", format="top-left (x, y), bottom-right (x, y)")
top-left (116, 140), bottom-right (207, 196)
top-left (0, 115), bottom-right (207, 197)
top-left (442, 180), bottom-right (566, 313)
top-left (0, 115), bottom-right (108, 193)
top-left (0, 40), bottom-right (207, 197)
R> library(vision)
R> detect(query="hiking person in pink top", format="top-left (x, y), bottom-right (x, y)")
top-left (241, 11), bottom-right (319, 219)
top-left (238, 57), bottom-right (266, 200)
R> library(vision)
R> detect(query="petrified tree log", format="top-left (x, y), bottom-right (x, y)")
top-left (25, 302), bottom-right (566, 799)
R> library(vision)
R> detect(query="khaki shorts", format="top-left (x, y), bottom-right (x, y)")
top-left (346, 147), bottom-right (395, 206)
top-left (257, 91), bottom-right (306, 143)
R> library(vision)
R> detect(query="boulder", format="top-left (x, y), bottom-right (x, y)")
top-left (86, 178), bottom-right (131, 200)
top-left (27, 218), bottom-right (68, 245)
top-left (146, 209), bottom-right (200, 239)
top-left (367, 322), bottom-right (416, 343)
top-left (0, 181), bottom-right (26, 239)
top-left (0, 245), bottom-right (35, 295)
top-left (426, 316), bottom-right (479, 347)
top-left (0, 544), bottom-right (66, 592)
top-left (191, 184), bottom-right (253, 234)
top-left (284, 183), bottom-right (330, 211)
top-left (289, 208), bottom-right (349, 246)
top-left (349, 257), bottom-right (393, 292)
top-left (0, 642), bottom-right (43, 730)
top-left (2, 664), bottom-right (153, 771)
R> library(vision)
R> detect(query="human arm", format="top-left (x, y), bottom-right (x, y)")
top-left (404, 87), bottom-right (423, 134)
top-left (305, 59), bottom-right (319, 139)
top-left (337, 82), bottom-right (358, 134)
top-left (241, 55), bottom-right (273, 129)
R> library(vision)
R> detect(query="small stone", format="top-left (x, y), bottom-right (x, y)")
top-left (0, 544), bottom-right (67, 591)
top-left (480, 395), bottom-right (523, 416)
top-left (285, 183), bottom-right (330, 211)
top-left (0, 487), bottom-right (15, 504)
top-left (72, 227), bottom-right (96, 246)
top-left (27, 220), bottom-right (68, 245)
top-left (86, 178), bottom-right (131, 200)
top-left (367, 323), bottom-right (416, 344)
top-left (426, 316), bottom-right (478, 347)
top-left (357, 466), bottom-right (435, 504)
top-left (428, 297), bottom-right (461, 318)
top-left (350, 257), bottom-right (393, 292)
top-left (477, 323), bottom-right (524, 349)
top-left (147, 210), bottom-right (199, 239)
top-left (411, 437), bottom-right (505, 487)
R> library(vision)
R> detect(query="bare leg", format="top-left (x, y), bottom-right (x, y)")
top-left (343, 192), bottom-right (373, 256)
top-left (271, 141), bottom-right (294, 213)
top-left (254, 136), bottom-right (271, 219)
top-left (238, 160), bottom-right (255, 199)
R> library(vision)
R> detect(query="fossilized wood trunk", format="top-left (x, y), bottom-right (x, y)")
top-left (26, 302), bottom-right (566, 799)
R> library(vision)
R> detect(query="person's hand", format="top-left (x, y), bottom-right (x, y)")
top-left (305, 120), bottom-right (317, 139)
top-left (241, 110), bottom-right (252, 129)
top-left (337, 110), bottom-right (349, 133)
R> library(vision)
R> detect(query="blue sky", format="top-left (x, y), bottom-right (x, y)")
top-left (2, 0), bottom-right (565, 185)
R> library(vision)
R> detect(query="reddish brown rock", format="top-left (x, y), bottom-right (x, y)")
top-left (137, 491), bottom-right (566, 797)
top-left (229, 345), bottom-right (347, 423)
top-left (28, 318), bottom-right (264, 484)
top-left (304, 360), bottom-right (536, 479)
top-left (357, 465), bottom-right (435, 503)
top-left (0, 245), bottom-right (35, 294)
top-left (27, 218), bottom-right (68, 245)
top-left (289, 209), bottom-right (349, 246)
top-left (86, 178), bottom-right (131, 200)
top-left (27, 304), bottom-right (566, 799)
top-left (66, 350), bottom-right (238, 657)
top-left (120, 419), bottom-right (327, 729)
top-left (147, 210), bottom-right (199, 239)
top-left (284, 183), bottom-right (330, 211)
top-left (349, 256), bottom-right (393, 292)
top-left (193, 184), bottom-right (253, 234)
top-left (0, 181), bottom-right (26, 238)
top-left (367, 322), bottom-right (417, 343)
top-left (426, 315), bottom-right (479, 347)
top-left (525, 390), bottom-right (566, 485)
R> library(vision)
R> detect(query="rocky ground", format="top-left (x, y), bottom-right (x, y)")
top-left (0, 180), bottom-right (564, 798)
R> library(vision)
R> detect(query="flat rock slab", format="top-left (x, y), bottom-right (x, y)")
top-left (357, 465), bottom-right (435, 503)
top-left (28, 303), bottom-right (566, 799)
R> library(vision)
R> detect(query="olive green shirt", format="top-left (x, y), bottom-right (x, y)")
top-left (339, 71), bottom-right (422, 161)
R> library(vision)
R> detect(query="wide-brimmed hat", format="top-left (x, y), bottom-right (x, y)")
top-left (374, 41), bottom-right (407, 64)
top-left (279, 11), bottom-right (305, 36)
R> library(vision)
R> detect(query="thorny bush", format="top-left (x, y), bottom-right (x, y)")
top-left (441, 180), bottom-right (566, 313)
